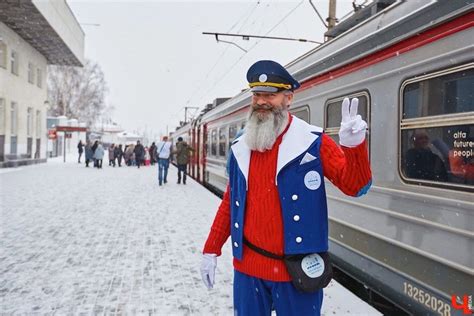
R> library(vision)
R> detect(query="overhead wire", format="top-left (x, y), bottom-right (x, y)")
top-left (194, 0), bottom-right (306, 106)
top-left (183, 1), bottom-right (261, 106)
top-left (171, 1), bottom-right (261, 125)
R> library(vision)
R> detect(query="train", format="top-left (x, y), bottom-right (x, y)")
top-left (171, 1), bottom-right (473, 315)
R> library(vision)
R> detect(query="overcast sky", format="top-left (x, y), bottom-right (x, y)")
top-left (68, 0), bottom-right (356, 138)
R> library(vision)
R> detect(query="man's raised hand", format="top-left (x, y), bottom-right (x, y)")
top-left (338, 97), bottom-right (367, 147)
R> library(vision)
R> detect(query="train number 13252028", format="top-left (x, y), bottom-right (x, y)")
top-left (403, 282), bottom-right (451, 316)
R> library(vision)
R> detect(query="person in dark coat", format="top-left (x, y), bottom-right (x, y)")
top-left (114, 144), bottom-right (124, 167)
top-left (149, 142), bottom-right (157, 165)
top-left (174, 137), bottom-right (194, 184)
top-left (108, 144), bottom-right (116, 167)
top-left (133, 140), bottom-right (145, 169)
top-left (77, 140), bottom-right (84, 163)
top-left (85, 141), bottom-right (93, 167)
top-left (91, 140), bottom-right (99, 167)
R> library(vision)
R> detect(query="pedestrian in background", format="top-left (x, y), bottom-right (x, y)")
top-left (91, 140), bottom-right (99, 167)
top-left (149, 142), bottom-right (157, 165)
top-left (144, 147), bottom-right (151, 166)
top-left (77, 140), bottom-right (84, 163)
top-left (174, 137), bottom-right (194, 184)
top-left (108, 144), bottom-right (116, 167)
top-left (156, 136), bottom-right (172, 186)
top-left (93, 142), bottom-right (105, 169)
top-left (85, 141), bottom-right (93, 167)
top-left (124, 145), bottom-right (131, 166)
top-left (114, 144), bottom-right (124, 167)
top-left (134, 141), bottom-right (145, 169)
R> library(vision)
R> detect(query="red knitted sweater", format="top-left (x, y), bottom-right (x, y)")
top-left (203, 117), bottom-right (371, 281)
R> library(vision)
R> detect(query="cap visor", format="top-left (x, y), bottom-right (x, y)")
top-left (251, 86), bottom-right (279, 93)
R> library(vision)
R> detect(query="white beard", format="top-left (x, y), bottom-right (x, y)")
top-left (244, 106), bottom-right (289, 152)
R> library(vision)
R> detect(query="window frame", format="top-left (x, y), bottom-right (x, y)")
top-left (228, 123), bottom-right (238, 150)
top-left (290, 105), bottom-right (310, 123)
top-left (0, 41), bottom-right (6, 69)
top-left (36, 110), bottom-right (41, 137)
top-left (10, 50), bottom-right (19, 75)
top-left (210, 128), bottom-right (217, 156)
top-left (37, 68), bottom-right (42, 88)
top-left (28, 62), bottom-right (35, 84)
top-left (10, 102), bottom-right (17, 135)
top-left (218, 126), bottom-right (227, 157)
top-left (27, 107), bottom-right (33, 137)
top-left (324, 90), bottom-right (371, 148)
top-left (0, 98), bottom-right (5, 134)
top-left (398, 63), bottom-right (474, 191)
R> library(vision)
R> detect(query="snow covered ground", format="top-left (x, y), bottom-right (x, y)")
top-left (0, 155), bottom-right (381, 315)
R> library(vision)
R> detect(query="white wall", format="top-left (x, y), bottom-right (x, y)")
top-left (0, 22), bottom-right (48, 159)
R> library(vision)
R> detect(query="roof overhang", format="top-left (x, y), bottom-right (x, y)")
top-left (0, 0), bottom-right (84, 66)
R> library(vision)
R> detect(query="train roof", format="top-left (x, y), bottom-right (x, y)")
top-left (199, 0), bottom-right (473, 125)
top-left (287, 0), bottom-right (472, 82)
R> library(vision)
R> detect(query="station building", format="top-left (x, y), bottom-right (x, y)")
top-left (0, 0), bottom-right (84, 167)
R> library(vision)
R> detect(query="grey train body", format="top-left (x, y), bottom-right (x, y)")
top-left (172, 1), bottom-right (474, 314)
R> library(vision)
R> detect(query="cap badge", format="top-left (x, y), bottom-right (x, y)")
top-left (258, 74), bottom-right (268, 83)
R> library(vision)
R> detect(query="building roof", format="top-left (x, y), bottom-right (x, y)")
top-left (0, 0), bottom-right (84, 66)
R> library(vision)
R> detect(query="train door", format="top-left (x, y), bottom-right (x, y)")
top-left (196, 125), bottom-right (201, 182)
top-left (202, 123), bottom-right (208, 184)
top-left (191, 127), bottom-right (196, 178)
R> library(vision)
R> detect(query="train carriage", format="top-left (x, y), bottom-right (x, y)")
top-left (172, 1), bottom-right (473, 314)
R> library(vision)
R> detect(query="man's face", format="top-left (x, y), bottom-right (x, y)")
top-left (244, 91), bottom-right (293, 152)
top-left (250, 91), bottom-right (293, 121)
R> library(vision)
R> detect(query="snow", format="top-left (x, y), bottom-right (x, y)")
top-left (0, 154), bottom-right (381, 315)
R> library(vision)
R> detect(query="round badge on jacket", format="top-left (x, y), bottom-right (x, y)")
top-left (301, 253), bottom-right (325, 278)
top-left (304, 171), bottom-right (321, 190)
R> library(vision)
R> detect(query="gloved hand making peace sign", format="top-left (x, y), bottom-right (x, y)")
top-left (338, 97), bottom-right (368, 147)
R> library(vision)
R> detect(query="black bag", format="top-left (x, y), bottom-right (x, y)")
top-left (243, 237), bottom-right (333, 293)
top-left (283, 252), bottom-right (333, 293)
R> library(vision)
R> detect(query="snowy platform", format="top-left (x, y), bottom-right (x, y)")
top-left (0, 156), bottom-right (381, 315)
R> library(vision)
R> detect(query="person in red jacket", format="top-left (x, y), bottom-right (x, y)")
top-left (201, 60), bottom-right (371, 315)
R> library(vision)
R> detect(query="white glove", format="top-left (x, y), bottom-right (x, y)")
top-left (200, 253), bottom-right (217, 289)
top-left (338, 97), bottom-right (367, 147)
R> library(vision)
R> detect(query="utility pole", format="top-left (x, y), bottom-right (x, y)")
top-left (184, 106), bottom-right (199, 124)
top-left (327, 0), bottom-right (337, 30)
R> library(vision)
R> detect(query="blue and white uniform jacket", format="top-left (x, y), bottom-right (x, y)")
top-left (228, 116), bottom-right (329, 261)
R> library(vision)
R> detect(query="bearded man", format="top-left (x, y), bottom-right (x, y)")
top-left (200, 60), bottom-right (372, 315)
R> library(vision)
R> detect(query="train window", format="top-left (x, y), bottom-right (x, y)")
top-left (400, 64), bottom-right (474, 190)
top-left (228, 124), bottom-right (237, 149)
top-left (325, 92), bottom-right (370, 145)
top-left (291, 105), bottom-right (310, 123)
top-left (219, 127), bottom-right (227, 157)
top-left (403, 68), bottom-right (473, 119)
top-left (211, 129), bottom-right (217, 156)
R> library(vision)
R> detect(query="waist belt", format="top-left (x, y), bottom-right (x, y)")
top-left (243, 237), bottom-right (284, 260)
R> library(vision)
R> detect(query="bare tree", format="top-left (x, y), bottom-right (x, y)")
top-left (47, 59), bottom-right (108, 127)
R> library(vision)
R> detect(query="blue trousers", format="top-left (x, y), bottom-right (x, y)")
top-left (234, 270), bottom-right (323, 316)
top-left (158, 158), bottom-right (169, 184)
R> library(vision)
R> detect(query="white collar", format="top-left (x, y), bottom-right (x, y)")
top-left (231, 115), bottom-right (322, 187)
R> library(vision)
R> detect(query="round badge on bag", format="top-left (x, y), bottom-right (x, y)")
top-left (304, 171), bottom-right (321, 190)
top-left (301, 253), bottom-right (325, 278)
